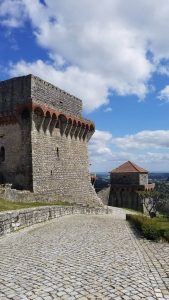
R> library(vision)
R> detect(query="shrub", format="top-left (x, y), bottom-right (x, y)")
top-left (142, 223), bottom-right (160, 240)
top-left (126, 214), bottom-right (169, 242)
top-left (164, 230), bottom-right (169, 242)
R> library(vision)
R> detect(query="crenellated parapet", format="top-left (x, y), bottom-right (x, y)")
top-left (8, 102), bottom-right (95, 141)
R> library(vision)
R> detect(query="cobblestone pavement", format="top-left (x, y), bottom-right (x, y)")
top-left (0, 212), bottom-right (169, 300)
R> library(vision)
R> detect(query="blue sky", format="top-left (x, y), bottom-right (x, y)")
top-left (1, 0), bottom-right (169, 172)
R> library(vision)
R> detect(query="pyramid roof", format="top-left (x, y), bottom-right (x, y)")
top-left (111, 161), bottom-right (148, 174)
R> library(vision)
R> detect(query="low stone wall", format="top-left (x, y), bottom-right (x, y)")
top-left (0, 205), bottom-right (124, 237)
top-left (0, 184), bottom-right (102, 206)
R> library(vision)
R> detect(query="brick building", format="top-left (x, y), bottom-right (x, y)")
top-left (0, 74), bottom-right (100, 205)
top-left (108, 161), bottom-right (155, 211)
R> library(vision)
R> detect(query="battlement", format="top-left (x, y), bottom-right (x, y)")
top-left (0, 75), bottom-right (82, 117)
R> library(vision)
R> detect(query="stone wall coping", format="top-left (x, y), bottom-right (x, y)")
top-left (0, 205), bottom-right (121, 237)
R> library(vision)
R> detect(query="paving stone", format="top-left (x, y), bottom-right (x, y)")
top-left (0, 213), bottom-right (168, 299)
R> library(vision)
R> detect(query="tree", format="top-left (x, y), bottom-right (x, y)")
top-left (152, 183), bottom-right (169, 217)
top-left (137, 190), bottom-right (168, 218)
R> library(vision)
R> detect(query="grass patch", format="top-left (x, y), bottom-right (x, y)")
top-left (126, 214), bottom-right (169, 242)
top-left (124, 208), bottom-right (141, 214)
top-left (0, 198), bottom-right (72, 212)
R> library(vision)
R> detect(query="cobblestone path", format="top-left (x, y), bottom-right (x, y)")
top-left (0, 213), bottom-right (169, 300)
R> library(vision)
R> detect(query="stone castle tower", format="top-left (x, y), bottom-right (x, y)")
top-left (0, 74), bottom-right (100, 205)
top-left (109, 161), bottom-right (154, 211)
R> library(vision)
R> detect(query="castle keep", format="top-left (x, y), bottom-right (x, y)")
top-left (0, 74), bottom-right (100, 205)
top-left (109, 161), bottom-right (155, 211)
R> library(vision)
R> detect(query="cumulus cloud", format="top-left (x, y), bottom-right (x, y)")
top-left (9, 60), bottom-right (108, 112)
top-left (89, 130), bottom-right (113, 160)
top-left (89, 129), bottom-right (169, 171)
top-left (0, 0), bottom-right (27, 27)
top-left (2, 0), bottom-right (169, 112)
top-left (89, 130), bottom-right (139, 171)
top-left (158, 86), bottom-right (169, 103)
top-left (112, 130), bottom-right (169, 149)
top-left (2, 0), bottom-right (168, 112)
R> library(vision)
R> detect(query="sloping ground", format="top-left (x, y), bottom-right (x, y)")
top-left (0, 210), bottom-right (168, 299)
top-left (0, 198), bottom-right (71, 211)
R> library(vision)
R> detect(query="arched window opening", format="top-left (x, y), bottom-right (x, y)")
top-left (0, 146), bottom-right (5, 163)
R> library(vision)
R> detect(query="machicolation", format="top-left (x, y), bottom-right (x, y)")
top-left (0, 74), bottom-right (100, 205)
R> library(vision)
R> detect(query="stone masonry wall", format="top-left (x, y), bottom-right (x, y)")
top-left (0, 75), bottom-right (82, 117)
top-left (0, 76), bottom-right (31, 112)
top-left (97, 187), bottom-right (110, 205)
top-left (108, 189), bottom-right (142, 211)
top-left (31, 75), bottom-right (82, 117)
top-left (0, 75), bottom-right (98, 205)
top-left (0, 121), bottom-right (32, 190)
top-left (110, 173), bottom-right (148, 186)
top-left (31, 121), bottom-right (100, 205)
top-left (139, 173), bottom-right (148, 185)
top-left (0, 205), bottom-right (119, 237)
top-left (111, 173), bottom-right (140, 185)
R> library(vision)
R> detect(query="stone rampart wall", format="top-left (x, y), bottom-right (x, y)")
top-left (0, 205), bottom-right (122, 237)
top-left (0, 75), bottom-right (31, 112)
top-left (31, 75), bottom-right (82, 117)
top-left (0, 74), bottom-right (98, 205)
top-left (110, 173), bottom-right (148, 186)
top-left (111, 173), bottom-right (140, 185)
top-left (0, 75), bottom-right (82, 117)
top-left (31, 121), bottom-right (100, 205)
top-left (0, 121), bottom-right (32, 190)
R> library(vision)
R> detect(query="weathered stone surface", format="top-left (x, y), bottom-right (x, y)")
top-left (0, 205), bottom-right (119, 237)
top-left (0, 75), bottom-right (82, 116)
top-left (97, 186), bottom-right (110, 205)
top-left (0, 211), bottom-right (168, 299)
top-left (0, 75), bottom-right (99, 205)
top-left (108, 162), bottom-right (154, 211)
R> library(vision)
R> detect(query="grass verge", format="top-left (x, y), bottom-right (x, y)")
top-left (126, 214), bottom-right (169, 242)
top-left (0, 198), bottom-right (72, 212)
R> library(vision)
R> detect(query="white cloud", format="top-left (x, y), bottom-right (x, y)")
top-left (89, 130), bottom-right (169, 172)
top-left (113, 130), bottom-right (169, 149)
top-left (1, 0), bottom-right (163, 112)
top-left (23, 0), bottom-right (153, 99)
top-left (89, 130), bottom-right (113, 159)
top-left (89, 130), bottom-right (141, 171)
top-left (2, 0), bottom-right (169, 111)
top-left (158, 86), bottom-right (169, 104)
top-left (104, 107), bottom-right (112, 113)
top-left (9, 60), bottom-right (108, 112)
top-left (0, 0), bottom-right (27, 27)
top-left (158, 64), bottom-right (169, 76)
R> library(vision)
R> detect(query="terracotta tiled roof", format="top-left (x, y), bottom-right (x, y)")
top-left (111, 161), bottom-right (148, 173)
